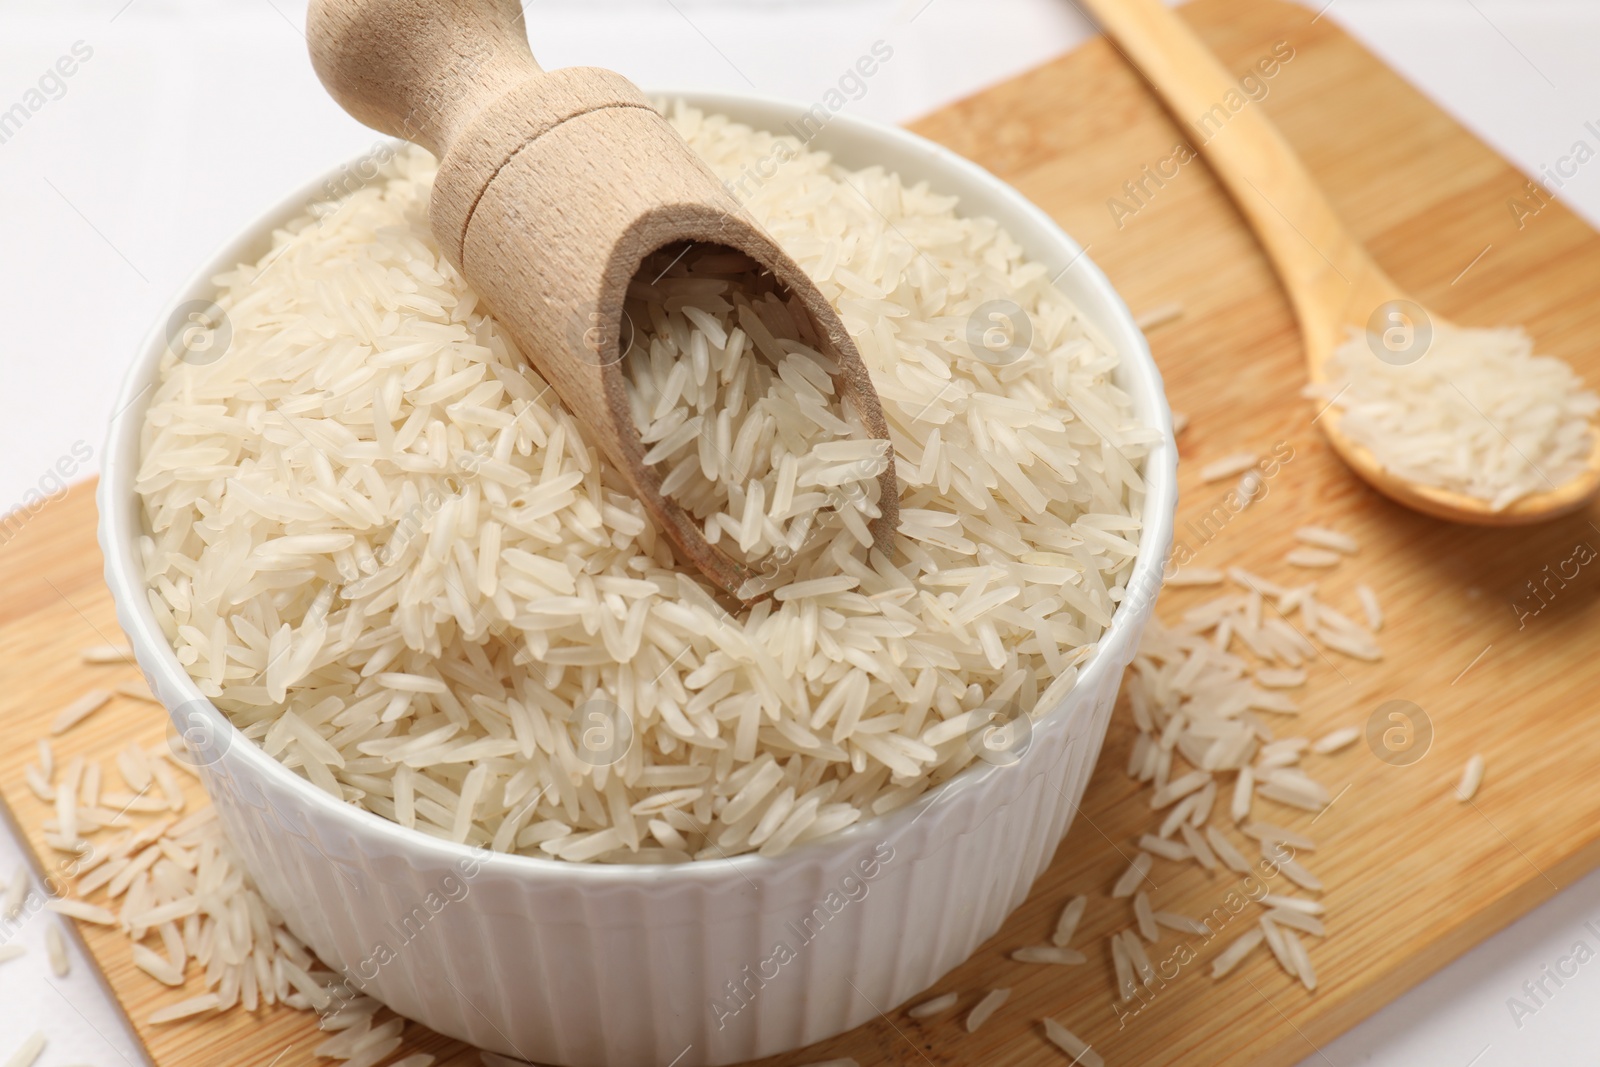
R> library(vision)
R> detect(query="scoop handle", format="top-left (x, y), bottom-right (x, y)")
top-left (307, 0), bottom-right (542, 157)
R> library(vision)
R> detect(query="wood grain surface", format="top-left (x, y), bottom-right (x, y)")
top-left (5, 1), bottom-right (1600, 1065)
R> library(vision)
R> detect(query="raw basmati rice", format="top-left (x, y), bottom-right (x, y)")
top-left (622, 244), bottom-right (889, 577)
top-left (44, 923), bottom-right (67, 977)
top-left (2, 1033), bottom-right (44, 1067)
top-left (1284, 547), bottom-right (1341, 569)
top-left (1211, 928), bottom-right (1263, 977)
top-left (148, 994), bottom-right (223, 1024)
top-left (1284, 928), bottom-right (1317, 990)
top-left (1111, 853), bottom-right (1152, 898)
top-left (1231, 767), bottom-right (1253, 823)
top-left (3, 867), bottom-right (28, 921)
top-left (1311, 726), bottom-right (1358, 755)
top-left (1356, 583), bottom-right (1383, 631)
top-left (1178, 822), bottom-right (1216, 870)
top-left (907, 992), bottom-right (960, 1019)
top-left (1150, 769), bottom-right (1210, 809)
top-left (132, 943), bottom-right (185, 986)
top-left (82, 643), bottom-right (135, 664)
top-left (1258, 769), bottom-right (1330, 811)
top-left (1121, 928), bottom-right (1155, 985)
top-left (1265, 907), bottom-right (1326, 937)
top-left (1133, 890), bottom-right (1158, 941)
top-left (1052, 895), bottom-right (1088, 948)
top-left (1457, 754), bottom-right (1485, 802)
top-left (1133, 301), bottom-right (1183, 332)
top-left (20, 736), bottom-right (424, 1052)
top-left (1199, 453), bottom-right (1257, 483)
top-left (1205, 825), bottom-right (1252, 875)
top-left (1153, 910), bottom-right (1210, 936)
top-left (1042, 1017), bottom-right (1104, 1066)
top-left (1260, 915), bottom-right (1293, 975)
top-left (1165, 566), bottom-right (1223, 587)
top-left (1308, 323), bottom-right (1599, 509)
top-left (1095, 513), bottom-right (1395, 1010)
top-left (1138, 833), bottom-right (1189, 862)
top-left (50, 689), bottom-right (111, 736)
top-left (1293, 526), bottom-right (1357, 554)
top-left (1260, 893), bottom-right (1323, 915)
top-left (1317, 628), bottom-right (1382, 661)
top-left (1012, 945), bottom-right (1088, 965)
top-left (1242, 822), bottom-right (1316, 850)
top-left (966, 988), bottom-right (1011, 1033)
top-left (1109, 934), bottom-right (1135, 1001)
top-left (1270, 852), bottom-right (1324, 893)
top-left (45, 898), bottom-right (116, 925)
top-left (134, 107), bottom-right (1153, 865)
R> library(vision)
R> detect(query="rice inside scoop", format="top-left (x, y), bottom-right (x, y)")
top-left (620, 244), bottom-right (890, 586)
top-left (134, 103), bottom-right (1155, 863)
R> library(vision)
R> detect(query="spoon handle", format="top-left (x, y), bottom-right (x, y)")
top-left (1077, 0), bottom-right (1392, 342)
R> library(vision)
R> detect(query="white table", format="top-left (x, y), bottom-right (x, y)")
top-left (1, 2), bottom-right (1596, 1064)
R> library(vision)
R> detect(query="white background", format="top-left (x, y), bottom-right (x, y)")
top-left (2, 1), bottom-right (1599, 1064)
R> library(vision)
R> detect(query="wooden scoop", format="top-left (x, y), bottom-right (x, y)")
top-left (1079, 0), bottom-right (1600, 524)
top-left (305, 0), bottom-right (899, 594)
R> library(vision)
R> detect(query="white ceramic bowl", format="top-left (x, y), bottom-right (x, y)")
top-left (99, 90), bottom-right (1176, 1067)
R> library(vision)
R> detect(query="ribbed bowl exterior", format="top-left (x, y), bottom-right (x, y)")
top-left (99, 91), bottom-right (1176, 1067)
top-left (166, 631), bottom-right (1133, 1066)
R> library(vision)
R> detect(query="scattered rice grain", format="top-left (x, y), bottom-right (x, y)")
top-left (1041, 1018), bottom-right (1104, 1067)
top-left (965, 988), bottom-right (1010, 1033)
top-left (1457, 754), bottom-right (1485, 802)
top-left (907, 992), bottom-right (959, 1019)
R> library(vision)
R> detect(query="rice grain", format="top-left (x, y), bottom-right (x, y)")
top-left (1052, 895), bottom-right (1089, 948)
top-left (1133, 890), bottom-right (1159, 941)
top-left (965, 988), bottom-right (1011, 1033)
top-left (1285, 547), bottom-right (1342, 569)
top-left (133, 118), bottom-right (1152, 865)
top-left (50, 689), bottom-right (111, 736)
top-left (5, 867), bottom-right (32, 920)
top-left (1013, 945), bottom-right (1088, 966)
top-left (2, 1033), bottom-right (44, 1067)
top-left (1457, 755), bottom-right (1485, 802)
top-left (1042, 1017), bottom-right (1104, 1067)
top-left (1112, 853), bottom-right (1153, 898)
top-left (1200, 454), bottom-right (1258, 483)
top-left (45, 923), bottom-right (68, 977)
top-left (1311, 727), bottom-right (1359, 755)
top-left (1293, 527), bottom-right (1358, 554)
top-left (1211, 928), bottom-right (1263, 977)
top-left (907, 992), bottom-right (959, 1019)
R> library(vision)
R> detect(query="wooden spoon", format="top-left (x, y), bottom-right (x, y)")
top-left (305, 0), bottom-right (898, 595)
top-left (1078, 0), bottom-right (1600, 524)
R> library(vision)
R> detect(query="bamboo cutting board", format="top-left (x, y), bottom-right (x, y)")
top-left (5, 1), bottom-right (1600, 1064)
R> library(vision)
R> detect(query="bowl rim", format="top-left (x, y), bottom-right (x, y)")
top-left (98, 88), bottom-right (1176, 886)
